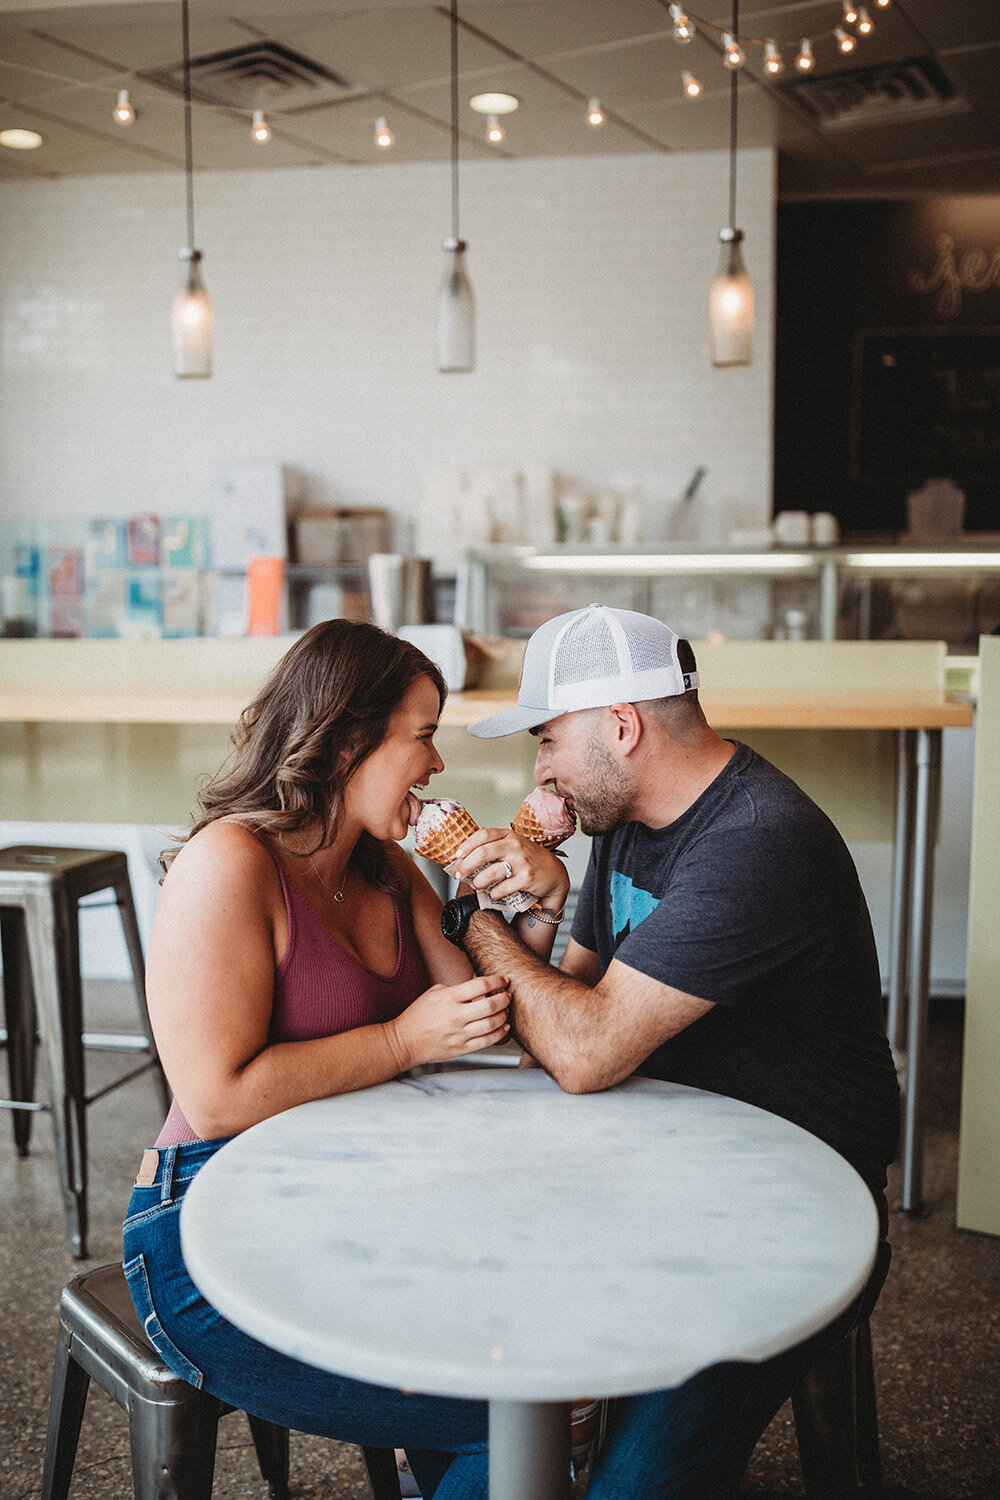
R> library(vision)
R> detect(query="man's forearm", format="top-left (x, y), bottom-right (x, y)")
top-left (463, 909), bottom-right (596, 1089)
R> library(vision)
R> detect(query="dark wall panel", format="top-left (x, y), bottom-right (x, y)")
top-left (774, 197), bottom-right (1000, 535)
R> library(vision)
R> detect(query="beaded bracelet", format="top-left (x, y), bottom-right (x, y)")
top-left (522, 904), bottom-right (565, 927)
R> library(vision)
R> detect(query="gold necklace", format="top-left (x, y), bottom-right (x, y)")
top-left (295, 832), bottom-right (345, 903)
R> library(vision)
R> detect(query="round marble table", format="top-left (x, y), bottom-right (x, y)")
top-left (180, 1070), bottom-right (878, 1500)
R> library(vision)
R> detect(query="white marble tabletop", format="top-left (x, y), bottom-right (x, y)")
top-left (180, 1070), bottom-right (877, 1403)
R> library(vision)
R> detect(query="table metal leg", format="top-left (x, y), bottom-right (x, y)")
top-left (886, 729), bottom-right (916, 1060)
top-left (489, 1400), bottom-right (572, 1500)
top-left (899, 727), bottom-right (941, 1218)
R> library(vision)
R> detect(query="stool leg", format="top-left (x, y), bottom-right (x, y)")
top-left (23, 885), bottom-right (89, 1259)
top-left (41, 1323), bottom-right (91, 1500)
top-left (853, 1318), bottom-right (884, 1493)
top-left (247, 1414), bottom-right (291, 1500)
top-left (1, 905), bottom-right (38, 1154)
top-left (113, 878), bottom-right (171, 1114)
top-left (362, 1447), bottom-right (404, 1500)
top-left (128, 1388), bottom-right (221, 1500)
top-left (792, 1325), bottom-right (864, 1497)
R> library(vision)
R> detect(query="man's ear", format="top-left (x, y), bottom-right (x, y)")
top-left (605, 702), bottom-right (642, 753)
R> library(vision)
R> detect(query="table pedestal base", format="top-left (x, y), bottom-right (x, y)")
top-left (489, 1400), bottom-right (572, 1500)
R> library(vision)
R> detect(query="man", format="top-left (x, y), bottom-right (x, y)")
top-left (446, 603), bottom-right (900, 1499)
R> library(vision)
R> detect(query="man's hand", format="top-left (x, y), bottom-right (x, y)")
top-left (452, 826), bottom-right (570, 914)
top-left (463, 910), bottom-right (714, 1095)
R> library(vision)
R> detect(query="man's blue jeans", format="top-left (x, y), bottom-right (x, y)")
top-left (124, 1136), bottom-right (888, 1500)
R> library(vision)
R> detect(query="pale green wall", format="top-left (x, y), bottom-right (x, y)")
top-left (956, 636), bottom-right (1000, 1235)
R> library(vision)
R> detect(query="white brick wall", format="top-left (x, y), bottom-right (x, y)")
top-left (0, 149), bottom-right (775, 543)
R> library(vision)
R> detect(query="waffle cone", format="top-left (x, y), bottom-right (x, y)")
top-left (511, 804), bottom-right (564, 849)
top-left (414, 807), bottom-right (479, 866)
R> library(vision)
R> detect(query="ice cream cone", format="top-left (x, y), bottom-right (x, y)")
top-left (511, 803), bottom-right (562, 848)
top-left (413, 805), bottom-right (479, 867)
top-left (511, 788), bottom-right (576, 849)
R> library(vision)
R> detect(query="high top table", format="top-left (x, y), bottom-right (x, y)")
top-left (180, 1070), bottom-right (878, 1500)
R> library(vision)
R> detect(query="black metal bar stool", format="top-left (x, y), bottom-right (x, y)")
top-left (42, 1262), bottom-right (403, 1500)
top-left (0, 845), bottom-right (170, 1258)
top-left (792, 1316), bottom-right (884, 1496)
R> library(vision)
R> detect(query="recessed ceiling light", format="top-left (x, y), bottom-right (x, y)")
top-left (0, 128), bottom-right (43, 149)
top-left (469, 92), bottom-right (519, 115)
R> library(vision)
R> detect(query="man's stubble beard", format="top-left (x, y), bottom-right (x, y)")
top-left (573, 735), bottom-right (633, 837)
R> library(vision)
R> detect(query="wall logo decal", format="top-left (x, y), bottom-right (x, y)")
top-left (908, 233), bottom-right (1000, 318)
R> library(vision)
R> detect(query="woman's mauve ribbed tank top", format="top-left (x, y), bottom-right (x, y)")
top-left (155, 839), bottom-right (431, 1146)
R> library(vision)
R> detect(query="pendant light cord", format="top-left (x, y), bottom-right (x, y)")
top-left (181, 0), bottom-right (195, 250)
top-left (450, 0), bottom-right (460, 241)
top-left (728, 0), bottom-right (738, 230)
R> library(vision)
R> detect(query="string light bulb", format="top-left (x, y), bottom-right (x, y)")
top-left (486, 113), bottom-right (504, 142)
top-left (587, 97), bottom-right (605, 126)
top-left (668, 6), bottom-right (695, 43)
top-left (795, 38), bottom-right (815, 70)
top-left (251, 109), bottom-right (270, 142)
top-left (113, 89), bottom-right (135, 126)
top-left (843, 0), bottom-right (859, 23)
top-left (857, 7), bottom-right (874, 32)
top-left (875, 0), bottom-right (890, 8)
top-left (835, 25), bottom-right (856, 51)
top-left (722, 33), bottom-right (745, 69)
top-left (683, 70), bottom-right (702, 98)
top-left (763, 41), bottom-right (784, 76)
top-left (374, 116), bottom-right (394, 148)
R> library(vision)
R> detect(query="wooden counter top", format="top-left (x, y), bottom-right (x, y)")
top-left (0, 684), bottom-right (973, 731)
top-left (0, 637), bottom-right (974, 732)
top-left (441, 689), bottom-right (973, 732)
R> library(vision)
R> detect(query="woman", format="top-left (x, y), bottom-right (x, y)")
top-left (123, 618), bottom-right (570, 1500)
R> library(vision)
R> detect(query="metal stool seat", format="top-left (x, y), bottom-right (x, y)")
top-left (0, 845), bottom-right (170, 1258)
top-left (42, 1262), bottom-right (404, 1500)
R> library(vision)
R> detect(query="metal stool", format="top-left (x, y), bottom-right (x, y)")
top-left (792, 1316), bottom-right (884, 1497)
top-left (0, 845), bottom-right (170, 1258)
top-left (42, 1262), bottom-right (403, 1500)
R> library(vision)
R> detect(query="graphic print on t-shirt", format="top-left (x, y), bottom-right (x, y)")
top-left (610, 870), bottom-right (660, 944)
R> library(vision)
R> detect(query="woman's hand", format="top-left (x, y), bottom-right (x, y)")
top-left (451, 827), bottom-right (571, 913)
top-left (386, 973), bottom-right (511, 1070)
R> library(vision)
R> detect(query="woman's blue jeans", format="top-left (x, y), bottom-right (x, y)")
top-left (122, 1138), bottom-right (489, 1500)
top-left (124, 1136), bottom-right (889, 1500)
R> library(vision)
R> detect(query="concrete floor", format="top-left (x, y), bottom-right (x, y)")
top-left (2, 984), bottom-right (998, 1499)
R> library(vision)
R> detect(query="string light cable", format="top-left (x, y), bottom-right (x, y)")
top-left (667, 0), bottom-right (880, 87)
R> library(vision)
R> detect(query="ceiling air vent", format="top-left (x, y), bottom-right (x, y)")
top-left (144, 41), bottom-right (354, 112)
top-left (783, 56), bottom-right (965, 132)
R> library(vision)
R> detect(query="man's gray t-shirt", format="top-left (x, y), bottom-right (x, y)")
top-left (571, 740), bottom-right (900, 1201)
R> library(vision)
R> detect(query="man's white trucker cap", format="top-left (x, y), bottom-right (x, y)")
top-left (468, 604), bottom-right (699, 739)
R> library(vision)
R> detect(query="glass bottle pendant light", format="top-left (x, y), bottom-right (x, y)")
top-left (709, 1), bottom-right (754, 368)
top-left (172, 0), bottom-right (212, 379)
top-left (437, 238), bottom-right (475, 371)
top-left (436, 0), bottom-right (474, 372)
top-left (172, 248), bottom-right (213, 377)
top-left (710, 229), bottom-right (754, 366)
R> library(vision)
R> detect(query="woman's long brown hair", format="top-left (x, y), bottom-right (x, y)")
top-left (162, 619), bottom-right (446, 890)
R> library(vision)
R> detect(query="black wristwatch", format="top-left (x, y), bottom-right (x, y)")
top-left (440, 891), bottom-right (482, 947)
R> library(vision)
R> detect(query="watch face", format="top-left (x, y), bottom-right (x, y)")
top-left (441, 893), bottom-right (478, 945)
top-left (442, 900), bottom-right (463, 942)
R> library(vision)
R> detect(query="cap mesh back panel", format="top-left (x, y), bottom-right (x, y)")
top-left (552, 614), bottom-right (622, 688)
top-left (629, 625), bottom-right (673, 673)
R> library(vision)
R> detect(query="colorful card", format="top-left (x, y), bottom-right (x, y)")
top-left (126, 514), bottom-right (161, 567)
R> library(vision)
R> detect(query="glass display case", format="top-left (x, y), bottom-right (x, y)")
top-left (458, 543), bottom-right (1000, 649)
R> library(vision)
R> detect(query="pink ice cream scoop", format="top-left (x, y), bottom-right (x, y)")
top-left (511, 788), bottom-right (577, 848)
top-left (409, 797), bottom-right (479, 866)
